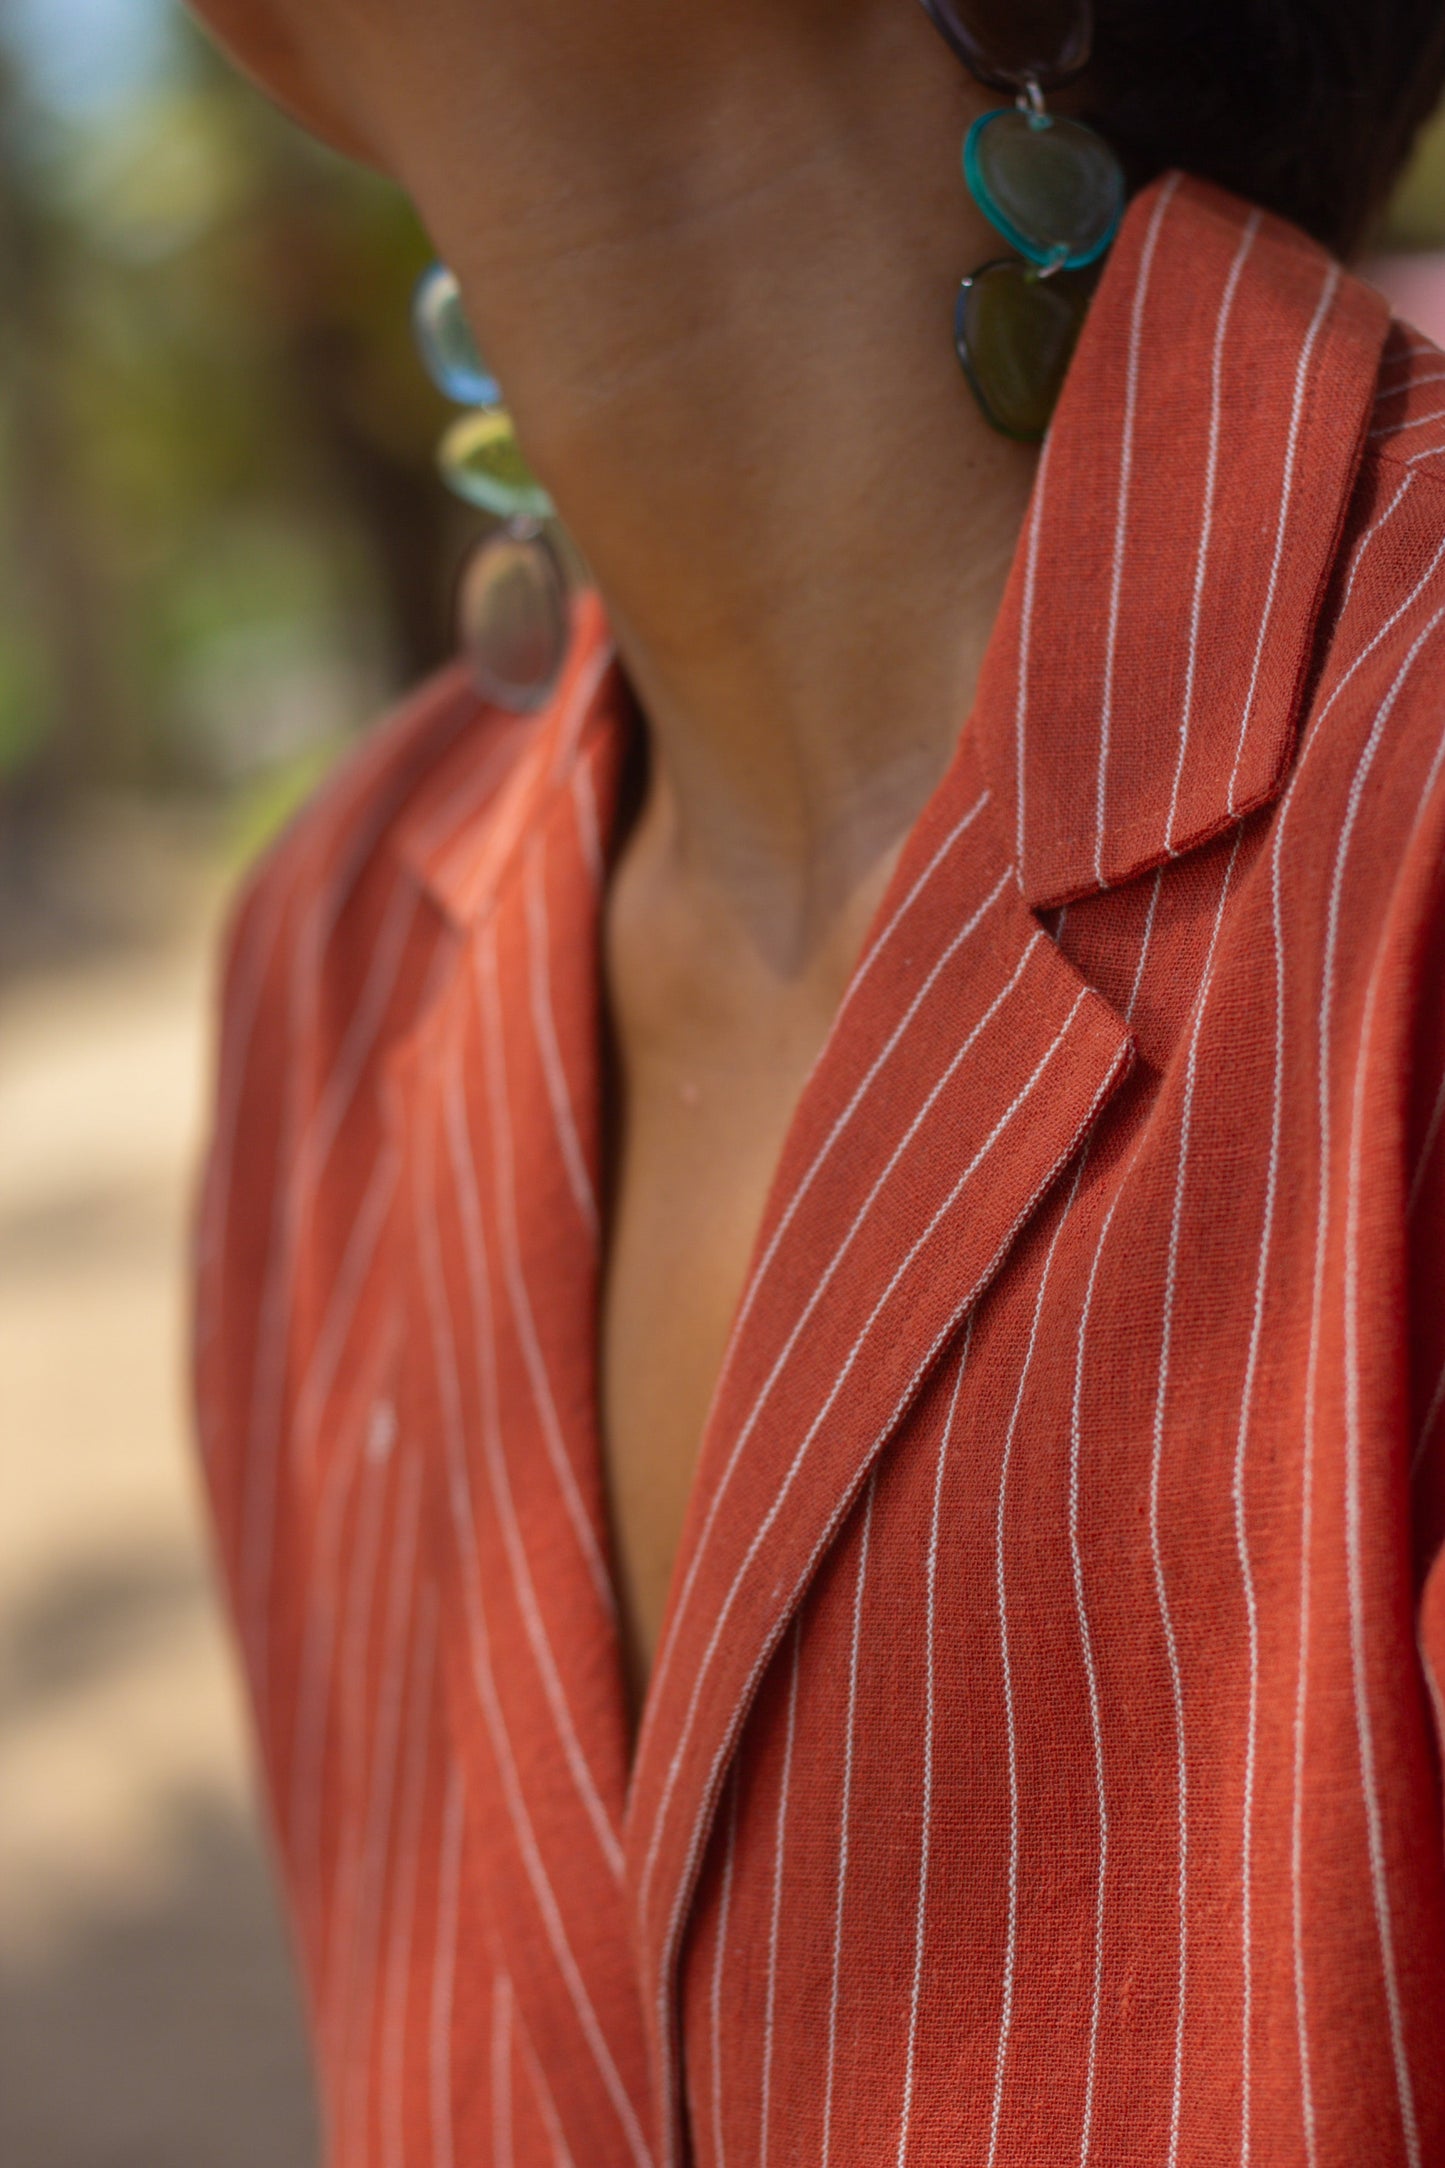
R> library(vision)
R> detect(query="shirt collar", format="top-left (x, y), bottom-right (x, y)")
top-left (971, 170), bottom-right (1389, 908)
top-left (396, 589), bottom-right (628, 927)
top-left (403, 172), bottom-right (1390, 928)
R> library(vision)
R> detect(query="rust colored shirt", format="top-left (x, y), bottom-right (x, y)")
top-left (195, 175), bottom-right (1445, 2167)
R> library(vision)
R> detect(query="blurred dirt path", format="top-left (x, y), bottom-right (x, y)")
top-left (0, 808), bottom-right (318, 2168)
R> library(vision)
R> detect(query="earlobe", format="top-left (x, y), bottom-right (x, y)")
top-left (183, 0), bottom-right (384, 167)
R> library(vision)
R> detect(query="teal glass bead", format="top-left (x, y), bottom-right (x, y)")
top-left (954, 257), bottom-right (1095, 442)
top-left (458, 521), bottom-right (570, 713)
top-left (919, 0), bottom-right (1092, 93)
top-left (413, 263), bottom-right (501, 407)
top-left (438, 409), bottom-right (554, 521)
top-left (964, 109), bottom-right (1124, 272)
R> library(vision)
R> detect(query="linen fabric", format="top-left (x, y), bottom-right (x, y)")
top-left (195, 174), bottom-right (1445, 2167)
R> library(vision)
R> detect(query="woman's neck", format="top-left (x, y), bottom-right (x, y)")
top-left (370, 0), bottom-right (1036, 950)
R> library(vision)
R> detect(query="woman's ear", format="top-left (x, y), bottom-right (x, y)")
top-left (183, 0), bottom-right (384, 166)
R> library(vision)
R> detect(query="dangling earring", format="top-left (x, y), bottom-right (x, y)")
top-left (412, 264), bottom-right (574, 713)
top-left (919, 0), bottom-right (1124, 441)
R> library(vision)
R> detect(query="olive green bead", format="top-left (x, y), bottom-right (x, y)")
top-left (954, 259), bottom-right (1095, 442)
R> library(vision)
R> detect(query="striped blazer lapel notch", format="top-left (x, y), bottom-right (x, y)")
top-left (625, 740), bottom-right (1137, 2162)
top-left (970, 171), bottom-right (1391, 912)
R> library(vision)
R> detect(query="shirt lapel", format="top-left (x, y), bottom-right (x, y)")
top-left (977, 171), bottom-right (1389, 909)
top-left (623, 738), bottom-right (1136, 2154)
top-left (392, 612), bottom-right (657, 2166)
top-left (393, 175), bottom-right (1391, 2165)
top-left (624, 174), bottom-right (1390, 2160)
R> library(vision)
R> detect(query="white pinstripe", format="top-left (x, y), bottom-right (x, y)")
top-left (240, 869), bottom-right (426, 1708)
top-left (198, 685), bottom-right (439, 1335)
top-left (1068, 1178), bottom-right (1120, 2168)
top-left (570, 757), bottom-right (604, 887)
top-left (1015, 430), bottom-right (1054, 881)
top-left (1227, 264), bottom-right (1341, 816)
top-left (1333, 621), bottom-right (1445, 2167)
top-left (640, 926), bottom-right (1042, 1921)
top-left (434, 642), bottom-right (608, 919)
top-left (195, 851), bottom-right (296, 1402)
top-left (708, 1770), bottom-right (741, 2168)
top-left (227, 859), bottom-right (339, 1648)
top-left (551, 640), bottom-right (613, 784)
top-left (525, 840), bottom-right (600, 1239)
top-left (1167, 213), bottom-right (1261, 853)
top-left (821, 1470), bottom-right (880, 2168)
top-left (845, 793), bottom-right (992, 1016)
top-left (444, 1055), bottom-right (625, 1882)
top-left (1374, 367), bottom-right (1445, 404)
top-left (1345, 952), bottom-right (1424, 2168)
top-left (986, 1147), bottom-right (1098, 2168)
top-left (341, 1453), bottom-right (426, 2160)
top-left (1149, 831), bottom-right (1243, 2168)
top-left (1338, 475), bottom-right (1415, 630)
top-left (380, 1583), bottom-right (439, 2168)
top-left (1311, 519), bottom-right (1445, 761)
top-left (1293, 603), bottom-right (1445, 2168)
top-left (1379, 341), bottom-right (1440, 374)
top-left (758, 1622), bottom-right (803, 2168)
top-left (1194, 471), bottom-right (1428, 2153)
top-left (414, 1107), bottom-right (654, 2168)
top-left (1270, 482), bottom-right (1436, 2165)
top-left (431, 1769), bottom-right (465, 2168)
top-left (476, 930), bottom-right (616, 1617)
top-left (516, 1997), bottom-right (580, 2168)
top-left (1371, 403), bottom-right (1445, 441)
top-left (320, 1424), bottom-right (396, 2077)
top-left (287, 1331), bottom-right (396, 1918)
top-left (649, 1007), bottom-right (1133, 2168)
top-left (287, 920), bottom-right (460, 1487)
top-left (1231, 819), bottom-right (1288, 2168)
top-left (281, 906), bottom-right (457, 1465)
top-left (404, 724), bottom-right (521, 866)
top-left (493, 1972), bottom-right (515, 2168)
top-left (1095, 176), bottom-right (1179, 889)
top-left (292, 1145), bottom-right (401, 1472)
top-left (896, 1338), bottom-right (971, 2168)
top-left (1066, 865), bottom-right (1161, 2168)
top-left (636, 857), bottom-right (1010, 1778)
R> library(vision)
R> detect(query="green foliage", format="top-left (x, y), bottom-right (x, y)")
top-left (4, 5), bottom-right (1442, 812)
top-left (0, 6), bottom-right (460, 806)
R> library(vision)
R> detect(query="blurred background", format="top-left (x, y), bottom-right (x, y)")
top-left (1, 6), bottom-right (1444, 2163)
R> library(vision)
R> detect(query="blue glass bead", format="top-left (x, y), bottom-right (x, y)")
top-left (954, 257), bottom-right (1094, 442)
top-left (918, 0), bottom-right (1092, 92)
top-left (438, 409), bottom-right (554, 521)
top-left (413, 263), bottom-right (501, 407)
top-left (964, 108), bottom-right (1124, 272)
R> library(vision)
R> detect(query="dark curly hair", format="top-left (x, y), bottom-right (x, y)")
top-left (1090, 0), bottom-right (1445, 256)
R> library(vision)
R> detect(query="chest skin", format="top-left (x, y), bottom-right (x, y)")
top-left (598, 1012), bottom-right (804, 1721)
top-left (597, 808), bottom-right (907, 1724)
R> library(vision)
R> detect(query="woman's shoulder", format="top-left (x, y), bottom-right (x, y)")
top-left (207, 657), bottom-right (542, 1146)
top-left (223, 660), bottom-right (529, 957)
